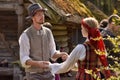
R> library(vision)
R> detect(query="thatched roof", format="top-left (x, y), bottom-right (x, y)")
top-left (84, 1), bottom-right (108, 21)
top-left (28, 0), bottom-right (94, 24)
top-left (52, 0), bottom-right (93, 17)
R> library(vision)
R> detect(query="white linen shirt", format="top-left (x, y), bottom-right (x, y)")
top-left (19, 29), bottom-right (57, 68)
top-left (49, 44), bottom-right (86, 74)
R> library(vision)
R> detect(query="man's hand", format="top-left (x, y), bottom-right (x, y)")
top-left (60, 52), bottom-right (68, 61)
top-left (38, 61), bottom-right (50, 68)
top-left (61, 54), bottom-right (68, 61)
top-left (52, 51), bottom-right (68, 61)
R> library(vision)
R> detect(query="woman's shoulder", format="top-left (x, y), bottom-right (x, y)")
top-left (75, 44), bottom-right (85, 49)
top-left (77, 44), bottom-right (84, 46)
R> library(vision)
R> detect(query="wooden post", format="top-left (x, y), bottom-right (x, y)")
top-left (15, 0), bottom-right (25, 38)
top-left (13, 64), bottom-right (23, 80)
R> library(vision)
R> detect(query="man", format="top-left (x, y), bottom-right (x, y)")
top-left (101, 14), bottom-right (120, 37)
top-left (19, 3), bottom-right (68, 80)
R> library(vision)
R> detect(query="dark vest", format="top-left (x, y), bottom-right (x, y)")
top-left (76, 42), bottom-right (101, 80)
top-left (25, 25), bottom-right (51, 72)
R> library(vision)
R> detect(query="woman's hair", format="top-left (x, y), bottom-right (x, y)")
top-left (81, 17), bottom-right (100, 40)
top-left (83, 17), bottom-right (99, 28)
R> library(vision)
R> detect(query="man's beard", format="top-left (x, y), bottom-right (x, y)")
top-left (37, 21), bottom-right (44, 24)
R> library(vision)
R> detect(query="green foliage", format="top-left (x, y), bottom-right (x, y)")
top-left (105, 36), bottom-right (120, 79)
top-left (112, 18), bottom-right (120, 26)
top-left (84, 36), bottom-right (120, 79)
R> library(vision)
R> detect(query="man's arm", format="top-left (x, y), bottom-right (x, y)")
top-left (19, 32), bottom-right (49, 68)
top-left (26, 59), bottom-right (49, 68)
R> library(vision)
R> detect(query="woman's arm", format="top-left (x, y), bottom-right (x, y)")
top-left (49, 44), bottom-right (86, 74)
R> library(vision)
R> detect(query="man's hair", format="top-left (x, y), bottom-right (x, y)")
top-left (100, 19), bottom-right (108, 28)
top-left (108, 14), bottom-right (119, 23)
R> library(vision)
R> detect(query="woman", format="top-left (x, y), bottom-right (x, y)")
top-left (50, 17), bottom-right (111, 80)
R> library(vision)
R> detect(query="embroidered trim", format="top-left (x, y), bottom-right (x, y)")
top-left (91, 36), bottom-right (102, 41)
top-left (94, 49), bottom-right (105, 55)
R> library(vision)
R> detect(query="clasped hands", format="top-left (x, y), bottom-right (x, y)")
top-left (40, 52), bottom-right (68, 69)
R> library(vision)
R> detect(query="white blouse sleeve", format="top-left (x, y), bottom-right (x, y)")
top-left (49, 44), bottom-right (86, 74)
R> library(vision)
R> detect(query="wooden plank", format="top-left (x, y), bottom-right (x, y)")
top-left (0, 33), bottom-right (16, 58)
top-left (0, 52), bottom-right (13, 57)
top-left (0, 0), bottom-right (17, 2)
top-left (60, 42), bottom-right (68, 47)
top-left (0, 25), bottom-right (18, 30)
top-left (52, 26), bottom-right (67, 30)
top-left (0, 2), bottom-right (18, 10)
top-left (0, 44), bottom-right (7, 48)
top-left (53, 30), bottom-right (67, 36)
top-left (55, 36), bottom-right (69, 42)
top-left (0, 67), bottom-right (13, 76)
top-left (0, 10), bottom-right (16, 15)
top-left (0, 57), bottom-right (15, 62)
top-left (0, 47), bottom-right (8, 51)
top-left (0, 16), bottom-right (17, 20)
top-left (2, 27), bottom-right (17, 32)
top-left (0, 21), bottom-right (17, 24)
top-left (0, 15), bottom-right (17, 26)
top-left (5, 36), bottom-right (17, 41)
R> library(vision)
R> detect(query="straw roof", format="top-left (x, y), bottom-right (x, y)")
top-left (52, 0), bottom-right (93, 17)
top-left (28, 0), bottom-right (94, 24)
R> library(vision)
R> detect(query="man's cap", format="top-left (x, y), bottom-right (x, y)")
top-left (27, 3), bottom-right (47, 19)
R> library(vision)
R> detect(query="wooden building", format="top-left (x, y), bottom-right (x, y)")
top-left (0, 0), bottom-right (107, 80)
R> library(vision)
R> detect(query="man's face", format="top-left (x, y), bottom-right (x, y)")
top-left (32, 11), bottom-right (45, 24)
top-left (110, 22), bottom-right (120, 35)
top-left (109, 22), bottom-right (115, 29)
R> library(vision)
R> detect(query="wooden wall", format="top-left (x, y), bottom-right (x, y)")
top-left (52, 24), bottom-right (69, 53)
top-left (0, 11), bottom-right (18, 40)
top-left (0, 10), bottom-right (18, 62)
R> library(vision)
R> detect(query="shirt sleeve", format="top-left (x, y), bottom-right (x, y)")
top-left (48, 30), bottom-right (57, 57)
top-left (19, 32), bottom-right (31, 68)
top-left (49, 44), bottom-right (86, 74)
